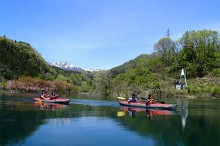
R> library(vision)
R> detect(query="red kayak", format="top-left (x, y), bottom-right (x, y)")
top-left (33, 97), bottom-right (71, 104)
top-left (119, 100), bottom-right (176, 110)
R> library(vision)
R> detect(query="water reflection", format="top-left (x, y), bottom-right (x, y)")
top-left (0, 95), bottom-right (220, 146)
top-left (33, 101), bottom-right (69, 111)
top-left (175, 98), bottom-right (189, 131)
top-left (119, 107), bottom-right (177, 118)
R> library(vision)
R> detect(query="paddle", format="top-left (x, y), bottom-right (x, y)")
top-left (117, 97), bottom-right (126, 100)
top-left (141, 97), bottom-right (148, 100)
top-left (117, 111), bottom-right (125, 117)
top-left (141, 97), bottom-right (165, 104)
top-left (39, 98), bottom-right (43, 103)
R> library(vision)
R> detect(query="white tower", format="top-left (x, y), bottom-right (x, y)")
top-left (176, 69), bottom-right (187, 89)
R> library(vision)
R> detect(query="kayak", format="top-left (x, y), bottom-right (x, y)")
top-left (33, 97), bottom-right (71, 104)
top-left (119, 100), bottom-right (176, 110)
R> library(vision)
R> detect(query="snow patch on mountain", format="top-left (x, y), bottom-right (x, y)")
top-left (51, 62), bottom-right (83, 72)
top-left (51, 62), bottom-right (102, 72)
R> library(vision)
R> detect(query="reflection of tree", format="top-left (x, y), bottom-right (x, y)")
top-left (0, 100), bottom-right (71, 146)
top-left (117, 99), bottom-right (220, 146)
top-left (1, 98), bottom-right (220, 146)
top-left (0, 108), bottom-right (43, 145)
top-left (117, 111), bottom-right (183, 146)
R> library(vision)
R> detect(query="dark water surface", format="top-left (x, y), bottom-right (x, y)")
top-left (0, 95), bottom-right (220, 146)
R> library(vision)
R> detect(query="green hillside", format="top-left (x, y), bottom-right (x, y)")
top-left (0, 36), bottom-right (94, 92)
top-left (1, 29), bottom-right (220, 98)
top-left (0, 36), bottom-right (49, 79)
top-left (97, 30), bottom-right (220, 98)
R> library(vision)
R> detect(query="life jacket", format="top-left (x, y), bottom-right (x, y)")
top-left (131, 97), bottom-right (137, 102)
top-left (147, 98), bottom-right (154, 104)
top-left (149, 99), bottom-right (154, 104)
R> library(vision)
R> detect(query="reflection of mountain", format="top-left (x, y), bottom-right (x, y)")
top-left (0, 98), bottom-right (71, 146)
top-left (0, 105), bottom-right (43, 145)
top-left (0, 98), bottom-right (183, 146)
top-left (1, 97), bottom-right (220, 146)
top-left (1, 99), bottom-right (181, 145)
top-left (116, 110), bottom-right (182, 146)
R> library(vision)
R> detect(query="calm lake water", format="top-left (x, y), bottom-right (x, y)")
top-left (0, 94), bottom-right (220, 146)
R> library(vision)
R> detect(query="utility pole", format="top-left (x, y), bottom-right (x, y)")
top-left (166, 28), bottom-right (170, 37)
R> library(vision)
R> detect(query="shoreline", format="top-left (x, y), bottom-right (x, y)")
top-left (1, 89), bottom-right (219, 100)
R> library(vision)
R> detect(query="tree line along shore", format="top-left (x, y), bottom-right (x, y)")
top-left (1, 29), bottom-right (220, 99)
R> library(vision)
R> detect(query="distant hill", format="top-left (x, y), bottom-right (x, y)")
top-left (110, 54), bottom-right (157, 77)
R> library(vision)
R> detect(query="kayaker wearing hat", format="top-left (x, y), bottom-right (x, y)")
top-left (128, 93), bottom-right (138, 103)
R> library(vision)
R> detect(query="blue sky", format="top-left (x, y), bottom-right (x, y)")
top-left (1, 0), bottom-right (220, 70)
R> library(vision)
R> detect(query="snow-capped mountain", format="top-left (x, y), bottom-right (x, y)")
top-left (51, 62), bottom-right (101, 72)
top-left (51, 62), bottom-right (84, 72)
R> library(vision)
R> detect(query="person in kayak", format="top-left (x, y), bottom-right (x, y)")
top-left (40, 91), bottom-right (49, 100)
top-left (40, 90), bottom-right (44, 98)
top-left (128, 94), bottom-right (138, 103)
top-left (40, 90), bottom-right (45, 98)
top-left (146, 94), bottom-right (154, 106)
top-left (49, 92), bottom-right (59, 100)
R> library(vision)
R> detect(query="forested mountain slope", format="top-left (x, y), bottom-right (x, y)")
top-left (102, 30), bottom-right (220, 98)
top-left (0, 36), bottom-right (94, 92)
top-left (0, 36), bottom-right (49, 79)
top-left (1, 29), bottom-right (220, 98)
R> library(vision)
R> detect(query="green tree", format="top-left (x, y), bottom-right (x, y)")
top-left (178, 30), bottom-right (220, 77)
top-left (154, 37), bottom-right (176, 66)
top-left (94, 71), bottom-right (112, 96)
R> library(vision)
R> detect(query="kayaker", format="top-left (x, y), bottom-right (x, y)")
top-left (49, 92), bottom-right (58, 100)
top-left (40, 90), bottom-right (44, 98)
top-left (146, 94), bottom-right (154, 105)
top-left (40, 91), bottom-right (49, 100)
top-left (128, 94), bottom-right (137, 103)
